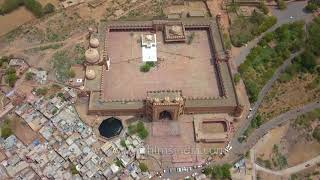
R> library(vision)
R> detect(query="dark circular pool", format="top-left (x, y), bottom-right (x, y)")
top-left (98, 117), bottom-right (123, 139)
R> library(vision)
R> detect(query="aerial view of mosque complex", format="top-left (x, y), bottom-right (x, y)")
top-left (1, 0), bottom-right (320, 179)
top-left (84, 19), bottom-right (242, 120)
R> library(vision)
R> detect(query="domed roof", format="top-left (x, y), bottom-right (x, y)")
top-left (86, 69), bottom-right (96, 80)
top-left (85, 48), bottom-right (99, 64)
top-left (89, 38), bottom-right (99, 48)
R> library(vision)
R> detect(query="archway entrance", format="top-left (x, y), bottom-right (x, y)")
top-left (159, 110), bottom-right (172, 120)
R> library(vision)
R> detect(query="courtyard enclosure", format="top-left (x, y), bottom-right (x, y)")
top-left (87, 19), bottom-right (242, 120)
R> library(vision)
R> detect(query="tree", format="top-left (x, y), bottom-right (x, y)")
top-left (305, 0), bottom-right (320, 12)
top-left (68, 69), bottom-right (76, 78)
top-left (5, 73), bottom-right (17, 87)
top-left (36, 87), bottom-right (48, 96)
top-left (43, 3), bottom-right (55, 14)
top-left (313, 126), bottom-right (320, 142)
top-left (233, 73), bottom-right (241, 85)
top-left (140, 63), bottom-right (151, 72)
top-left (128, 124), bottom-right (137, 135)
top-left (137, 121), bottom-right (145, 132)
top-left (138, 128), bottom-right (149, 139)
top-left (25, 72), bottom-right (34, 80)
top-left (139, 163), bottom-right (148, 172)
top-left (70, 164), bottom-right (79, 174)
top-left (259, 2), bottom-right (269, 14)
top-left (0, 0), bottom-right (23, 14)
top-left (277, 0), bottom-right (287, 10)
top-left (24, 0), bottom-right (43, 18)
top-left (208, 164), bottom-right (232, 179)
top-left (120, 139), bottom-right (127, 148)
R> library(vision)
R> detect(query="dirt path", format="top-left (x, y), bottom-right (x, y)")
top-left (1, 32), bottom-right (86, 55)
top-left (255, 154), bottom-right (320, 176)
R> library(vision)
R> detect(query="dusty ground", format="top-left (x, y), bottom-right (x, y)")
top-left (202, 122), bottom-right (227, 133)
top-left (0, 0), bottom-right (60, 36)
top-left (255, 118), bottom-right (320, 169)
top-left (105, 30), bottom-right (221, 100)
top-left (255, 123), bottom-right (290, 160)
top-left (0, 150), bottom-right (6, 162)
top-left (257, 171), bottom-right (284, 180)
top-left (9, 114), bottom-right (45, 145)
top-left (289, 165), bottom-right (320, 180)
top-left (146, 115), bottom-right (207, 168)
top-left (259, 74), bottom-right (320, 121)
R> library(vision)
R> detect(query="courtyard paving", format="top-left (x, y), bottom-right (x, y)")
top-left (104, 30), bottom-right (221, 100)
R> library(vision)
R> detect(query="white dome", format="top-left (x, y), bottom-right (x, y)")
top-left (86, 69), bottom-right (96, 80)
top-left (89, 38), bottom-right (99, 48)
top-left (85, 48), bottom-right (99, 64)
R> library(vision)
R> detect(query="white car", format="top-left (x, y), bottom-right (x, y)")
top-left (225, 143), bottom-right (233, 152)
top-left (192, 172), bottom-right (198, 177)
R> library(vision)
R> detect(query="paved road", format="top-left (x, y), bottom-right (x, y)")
top-left (230, 50), bottom-right (302, 154)
top-left (223, 101), bottom-right (320, 164)
top-left (255, 154), bottom-right (320, 176)
top-left (233, 1), bottom-right (311, 66)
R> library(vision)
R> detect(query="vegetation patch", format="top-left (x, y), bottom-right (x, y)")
top-left (239, 21), bottom-right (305, 102)
top-left (5, 67), bottom-right (18, 87)
top-left (305, 0), bottom-right (320, 12)
top-left (52, 50), bottom-right (74, 82)
top-left (0, 119), bottom-right (13, 139)
top-left (230, 11), bottom-right (277, 47)
top-left (271, 144), bottom-right (288, 170)
top-left (139, 162), bottom-right (148, 172)
top-left (0, 0), bottom-right (55, 17)
top-left (239, 115), bottom-right (263, 142)
top-left (127, 121), bottom-right (149, 139)
top-left (203, 164), bottom-right (232, 179)
top-left (140, 62), bottom-right (156, 72)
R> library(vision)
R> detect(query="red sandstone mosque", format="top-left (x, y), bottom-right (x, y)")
top-left (81, 17), bottom-right (243, 121)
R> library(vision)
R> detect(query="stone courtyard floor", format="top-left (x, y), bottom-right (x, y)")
top-left (104, 30), bottom-right (222, 101)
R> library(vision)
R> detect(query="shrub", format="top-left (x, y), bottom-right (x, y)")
top-left (313, 126), bottom-right (320, 142)
top-left (305, 0), bottom-right (320, 12)
top-left (5, 71), bottom-right (17, 87)
top-left (206, 164), bottom-right (232, 179)
top-left (139, 163), bottom-right (148, 172)
top-left (0, 0), bottom-right (23, 14)
top-left (259, 2), bottom-right (269, 14)
top-left (25, 72), bottom-right (34, 80)
top-left (233, 73), bottom-right (241, 85)
top-left (68, 69), bottom-right (76, 78)
top-left (257, 16), bottom-right (277, 34)
top-left (43, 3), bottom-right (55, 14)
top-left (187, 32), bottom-right (195, 44)
top-left (36, 87), bottom-right (48, 96)
top-left (120, 139), bottom-right (126, 148)
top-left (277, 0), bottom-right (287, 10)
top-left (140, 62), bottom-right (155, 72)
top-left (24, 0), bottom-right (43, 18)
top-left (70, 164), bottom-right (78, 174)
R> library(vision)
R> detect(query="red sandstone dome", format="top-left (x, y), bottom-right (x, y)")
top-left (85, 48), bottom-right (100, 64)
top-left (89, 37), bottom-right (100, 48)
top-left (86, 69), bottom-right (96, 80)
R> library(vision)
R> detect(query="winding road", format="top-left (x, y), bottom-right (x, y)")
top-left (233, 1), bottom-right (312, 66)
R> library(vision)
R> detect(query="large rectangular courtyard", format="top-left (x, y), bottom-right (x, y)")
top-left (104, 30), bottom-right (222, 100)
